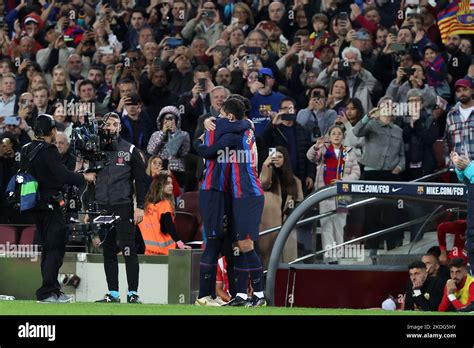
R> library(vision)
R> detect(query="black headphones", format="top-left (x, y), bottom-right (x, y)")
top-left (33, 114), bottom-right (56, 137)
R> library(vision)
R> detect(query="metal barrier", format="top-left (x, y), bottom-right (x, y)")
top-left (258, 168), bottom-right (452, 237)
top-left (265, 180), bottom-right (467, 305)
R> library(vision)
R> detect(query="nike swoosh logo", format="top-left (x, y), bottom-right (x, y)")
top-left (391, 188), bottom-right (402, 192)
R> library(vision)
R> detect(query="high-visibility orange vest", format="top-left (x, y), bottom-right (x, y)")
top-left (139, 200), bottom-right (176, 255)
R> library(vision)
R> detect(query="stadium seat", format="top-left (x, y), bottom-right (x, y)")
top-left (0, 226), bottom-right (18, 245)
top-left (19, 226), bottom-right (36, 245)
top-left (175, 211), bottom-right (199, 243)
top-left (176, 191), bottom-right (201, 225)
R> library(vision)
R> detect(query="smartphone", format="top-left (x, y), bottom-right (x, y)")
top-left (64, 35), bottom-right (74, 42)
top-left (245, 56), bottom-right (254, 67)
top-left (339, 12), bottom-right (348, 21)
top-left (304, 51), bottom-right (314, 59)
top-left (257, 74), bottom-right (266, 85)
top-left (391, 43), bottom-right (406, 53)
top-left (99, 46), bottom-right (113, 54)
top-left (167, 38), bottom-right (183, 48)
top-left (269, 147), bottom-right (276, 158)
top-left (202, 10), bottom-right (215, 19)
top-left (281, 114), bottom-right (296, 122)
top-left (231, 17), bottom-right (239, 25)
top-left (403, 67), bottom-right (415, 76)
top-left (246, 47), bottom-right (262, 55)
top-left (388, 27), bottom-right (398, 36)
top-left (337, 60), bottom-right (351, 78)
top-left (154, 57), bottom-right (162, 66)
top-left (405, 0), bottom-right (419, 5)
top-left (5, 116), bottom-right (20, 126)
top-left (311, 90), bottom-right (321, 100)
top-left (356, 31), bottom-right (369, 40)
top-left (198, 78), bottom-right (206, 90)
top-left (162, 158), bottom-right (169, 171)
top-left (339, 107), bottom-right (347, 115)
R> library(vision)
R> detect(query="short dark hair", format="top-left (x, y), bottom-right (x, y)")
top-left (194, 65), bottom-right (210, 74)
top-left (228, 94), bottom-right (250, 114)
top-left (131, 7), bottom-right (147, 18)
top-left (408, 261), bottom-right (427, 271)
top-left (294, 29), bottom-right (310, 39)
top-left (280, 96), bottom-right (296, 109)
top-left (119, 78), bottom-right (137, 86)
top-left (222, 99), bottom-right (244, 120)
top-left (426, 246), bottom-right (441, 259)
top-left (89, 65), bottom-right (104, 74)
top-left (78, 79), bottom-right (95, 90)
top-left (449, 257), bottom-right (467, 270)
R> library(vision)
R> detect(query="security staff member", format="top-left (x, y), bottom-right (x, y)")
top-left (93, 112), bottom-right (146, 304)
top-left (29, 114), bottom-right (96, 303)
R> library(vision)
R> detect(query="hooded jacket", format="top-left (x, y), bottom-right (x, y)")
top-left (146, 106), bottom-right (190, 173)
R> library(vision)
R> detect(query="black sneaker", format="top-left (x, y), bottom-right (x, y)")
top-left (127, 293), bottom-right (142, 304)
top-left (458, 302), bottom-right (474, 312)
top-left (224, 295), bottom-right (248, 306)
top-left (246, 295), bottom-right (267, 307)
top-left (95, 293), bottom-right (121, 303)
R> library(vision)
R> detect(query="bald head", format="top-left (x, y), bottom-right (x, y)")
top-left (67, 54), bottom-right (83, 76)
top-left (269, 1), bottom-right (285, 22)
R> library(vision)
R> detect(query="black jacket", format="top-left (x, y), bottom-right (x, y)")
top-left (94, 138), bottom-right (146, 208)
top-left (262, 122), bottom-right (316, 193)
top-left (404, 276), bottom-right (445, 311)
top-left (177, 91), bottom-right (212, 144)
top-left (27, 141), bottom-right (85, 210)
top-left (401, 110), bottom-right (438, 176)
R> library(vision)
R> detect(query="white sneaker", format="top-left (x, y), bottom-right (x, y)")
top-left (215, 296), bottom-right (229, 306)
top-left (194, 296), bottom-right (221, 306)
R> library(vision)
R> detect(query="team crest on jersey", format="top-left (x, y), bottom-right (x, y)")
top-left (116, 151), bottom-right (128, 166)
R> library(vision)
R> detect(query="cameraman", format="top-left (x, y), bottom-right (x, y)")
top-left (92, 112), bottom-right (146, 304)
top-left (29, 114), bottom-right (96, 303)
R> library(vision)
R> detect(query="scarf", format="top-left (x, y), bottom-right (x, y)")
top-left (323, 144), bottom-right (346, 185)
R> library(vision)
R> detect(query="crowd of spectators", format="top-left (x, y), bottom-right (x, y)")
top-left (0, 0), bottom-right (473, 261)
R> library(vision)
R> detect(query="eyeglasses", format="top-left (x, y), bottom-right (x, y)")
top-left (203, 6), bottom-right (216, 10)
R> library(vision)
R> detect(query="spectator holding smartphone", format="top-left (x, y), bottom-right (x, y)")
top-left (147, 105), bottom-right (190, 188)
top-left (335, 97), bottom-right (365, 162)
top-left (386, 62), bottom-right (437, 108)
top-left (181, 1), bottom-right (224, 45)
top-left (249, 67), bottom-right (286, 135)
top-left (259, 146), bottom-right (304, 267)
top-left (262, 97), bottom-right (315, 195)
top-left (307, 125), bottom-right (360, 263)
top-left (297, 85), bottom-right (337, 141)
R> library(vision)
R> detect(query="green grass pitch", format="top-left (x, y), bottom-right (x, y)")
top-left (0, 301), bottom-right (467, 315)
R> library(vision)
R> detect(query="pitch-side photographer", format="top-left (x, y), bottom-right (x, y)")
top-left (91, 112), bottom-right (146, 304)
top-left (29, 114), bottom-right (96, 303)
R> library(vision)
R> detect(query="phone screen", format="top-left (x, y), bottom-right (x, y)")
top-left (269, 147), bottom-right (276, 158)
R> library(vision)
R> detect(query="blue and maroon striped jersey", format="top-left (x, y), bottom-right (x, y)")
top-left (197, 118), bottom-right (250, 192)
top-left (197, 126), bottom-right (263, 199)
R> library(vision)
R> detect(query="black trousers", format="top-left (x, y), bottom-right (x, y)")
top-left (99, 204), bottom-right (139, 292)
top-left (33, 208), bottom-right (67, 300)
top-left (362, 171), bottom-right (404, 250)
